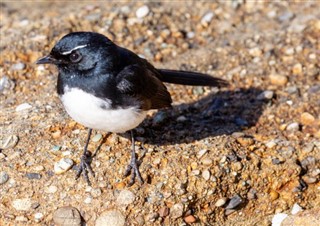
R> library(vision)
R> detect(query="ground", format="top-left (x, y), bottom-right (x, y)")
top-left (0, 1), bottom-right (319, 226)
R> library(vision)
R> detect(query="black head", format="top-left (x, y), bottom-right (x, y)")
top-left (36, 32), bottom-right (117, 73)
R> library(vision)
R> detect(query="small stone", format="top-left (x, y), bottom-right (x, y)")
top-left (12, 198), bottom-right (32, 211)
top-left (15, 216), bottom-right (28, 222)
top-left (170, 203), bottom-right (184, 219)
top-left (52, 145), bottom-right (61, 152)
top-left (45, 185), bottom-right (58, 194)
top-left (15, 103), bottom-right (32, 111)
top-left (225, 195), bottom-right (243, 209)
top-left (202, 170), bottom-right (210, 181)
top-left (286, 122), bottom-right (300, 132)
top-left (201, 11), bottom-right (214, 25)
top-left (191, 169), bottom-right (200, 175)
top-left (270, 190), bottom-right (279, 201)
top-left (91, 188), bottom-right (102, 198)
top-left (302, 176), bottom-right (317, 184)
top-left (96, 209), bottom-right (125, 226)
top-left (272, 213), bottom-right (288, 226)
top-left (158, 206), bottom-right (170, 217)
top-left (34, 212), bottom-right (44, 221)
top-left (302, 143), bottom-right (315, 153)
top-left (266, 140), bottom-right (277, 149)
top-left (116, 189), bottom-right (135, 206)
top-left (225, 209), bottom-right (236, 216)
top-left (247, 188), bottom-right (257, 200)
top-left (236, 137), bottom-right (254, 146)
top-left (92, 133), bottom-right (102, 142)
top-left (26, 173), bottom-right (41, 180)
top-left (152, 111), bottom-right (167, 125)
top-left (11, 62), bottom-right (26, 70)
top-left (201, 158), bottom-right (213, 166)
top-left (215, 197), bottom-right (227, 207)
top-left (292, 63), bottom-right (303, 75)
top-left (53, 206), bottom-right (81, 226)
top-left (84, 196), bottom-right (92, 204)
top-left (257, 90), bottom-right (274, 100)
top-left (249, 47), bottom-right (262, 57)
top-left (291, 203), bottom-right (303, 215)
top-left (269, 74), bottom-right (288, 86)
top-left (147, 212), bottom-right (159, 222)
top-left (0, 171), bottom-right (9, 184)
top-left (197, 149), bottom-right (208, 159)
top-left (177, 115), bottom-right (187, 122)
top-left (284, 47), bottom-right (295, 55)
top-left (300, 112), bottom-right (315, 126)
top-left (0, 135), bottom-right (19, 150)
top-left (0, 76), bottom-right (15, 93)
top-left (136, 5), bottom-right (149, 18)
top-left (54, 158), bottom-right (74, 174)
top-left (184, 215), bottom-right (196, 223)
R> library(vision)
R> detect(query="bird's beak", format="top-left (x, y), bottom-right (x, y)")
top-left (36, 55), bottom-right (56, 64)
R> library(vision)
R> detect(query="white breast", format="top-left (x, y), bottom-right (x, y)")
top-left (60, 87), bottom-right (147, 133)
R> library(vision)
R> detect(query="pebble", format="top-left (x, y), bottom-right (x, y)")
top-left (201, 158), bottom-right (213, 166)
top-left (292, 63), bottom-right (303, 75)
top-left (11, 62), bottom-right (26, 71)
top-left (52, 145), bottom-right (61, 152)
top-left (0, 76), bottom-right (15, 93)
top-left (225, 195), bottom-right (243, 209)
top-left (291, 203), bottom-right (303, 215)
top-left (247, 188), bottom-right (257, 200)
top-left (15, 103), bottom-right (32, 111)
top-left (91, 188), bottom-right (102, 198)
top-left (152, 111), bottom-right (167, 125)
top-left (34, 212), bottom-right (44, 221)
top-left (202, 170), bottom-right (210, 181)
top-left (270, 190), bottom-right (279, 201)
top-left (300, 112), bottom-right (315, 126)
top-left (53, 206), bottom-right (81, 226)
top-left (225, 209), bottom-right (236, 216)
top-left (272, 213), bottom-right (288, 226)
top-left (302, 143), bottom-right (315, 153)
top-left (201, 11), bottom-right (214, 25)
top-left (54, 158), bottom-right (74, 174)
top-left (170, 203), bottom-right (184, 219)
top-left (286, 122), bottom-right (300, 132)
top-left (45, 185), bottom-right (58, 194)
top-left (269, 74), bottom-right (288, 86)
top-left (257, 90), bottom-right (274, 100)
top-left (12, 198), bottom-right (32, 211)
top-left (184, 215), bottom-right (196, 223)
top-left (197, 149), bottom-right (208, 159)
top-left (15, 216), bottom-right (28, 222)
top-left (92, 133), bottom-right (102, 142)
top-left (26, 173), bottom-right (41, 180)
top-left (176, 115), bottom-right (187, 122)
top-left (116, 189), bottom-right (135, 206)
top-left (302, 176), bottom-right (317, 184)
top-left (266, 140), bottom-right (277, 149)
top-left (215, 197), bottom-right (227, 207)
top-left (0, 171), bottom-right (9, 184)
top-left (0, 135), bottom-right (19, 150)
top-left (158, 206), bottom-right (170, 217)
top-left (96, 209), bottom-right (125, 226)
top-left (136, 5), bottom-right (149, 18)
top-left (236, 137), bottom-right (254, 146)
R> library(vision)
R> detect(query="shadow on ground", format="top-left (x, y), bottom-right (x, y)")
top-left (134, 87), bottom-right (266, 145)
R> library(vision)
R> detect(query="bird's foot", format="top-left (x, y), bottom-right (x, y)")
top-left (123, 156), bottom-right (144, 186)
top-left (75, 151), bottom-right (95, 186)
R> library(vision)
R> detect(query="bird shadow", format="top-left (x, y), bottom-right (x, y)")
top-left (134, 87), bottom-right (267, 145)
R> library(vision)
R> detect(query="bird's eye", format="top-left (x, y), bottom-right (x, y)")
top-left (69, 51), bottom-right (82, 63)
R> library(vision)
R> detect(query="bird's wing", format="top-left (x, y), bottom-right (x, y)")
top-left (116, 64), bottom-right (172, 110)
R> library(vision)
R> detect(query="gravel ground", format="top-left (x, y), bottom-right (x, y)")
top-left (1, 1), bottom-right (319, 226)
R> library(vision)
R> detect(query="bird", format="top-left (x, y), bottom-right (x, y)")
top-left (36, 31), bottom-right (228, 186)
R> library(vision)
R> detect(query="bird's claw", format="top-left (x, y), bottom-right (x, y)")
top-left (75, 151), bottom-right (95, 186)
top-left (124, 158), bottom-right (143, 186)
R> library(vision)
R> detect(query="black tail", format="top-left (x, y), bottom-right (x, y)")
top-left (158, 69), bottom-right (228, 87)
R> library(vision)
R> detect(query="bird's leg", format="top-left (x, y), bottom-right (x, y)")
top-left (123, 130), bottom-right (144, 186)
top-left (75, 128), bottom-right (95, 185)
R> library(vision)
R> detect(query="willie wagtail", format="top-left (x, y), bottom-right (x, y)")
top-left (36, 32), bottom-right (228, 186)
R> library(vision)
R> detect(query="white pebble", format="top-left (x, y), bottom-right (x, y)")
top-left (45, 185), bottom-right (58, 194)
top-left (54, 158), bottom-right (74, 174)
top-left (197, 149), bottom-right (208, 159)
top-left (116, 189), bottom-right (135, 206)
top-left (272, 213), bottom-right (288, 226)
top-left (291, 203), bottom-right (303, 215)
top-left (201, 11), bottom-right (214, 24)
top-left (257, 90), bottom-right (274, 100)
top-left (34, 212), bottom-right (44, 221)
top-left (96, 210), bottom-right (125, 226)
top-left (136, 5), bottom-right (149, 18)
top-left (286, 122), bottom-right (299, 132)
top-left (16, 103), bottom-right (32, 112)
top-left (202, 170), bottom-right (211, 181)
top-left (12, 198), bottom-right (32, 211)
top-left (215, 197), bottom-right (227, 207)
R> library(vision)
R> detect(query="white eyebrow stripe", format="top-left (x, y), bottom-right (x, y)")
top-left (61, 44), bottom-right (87, 55)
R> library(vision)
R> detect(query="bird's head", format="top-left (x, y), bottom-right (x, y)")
top-left (36, 32), bottom-right (116, 73)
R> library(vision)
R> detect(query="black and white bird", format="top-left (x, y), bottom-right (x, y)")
top-left (36, 32), bottom-right (228, 186)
